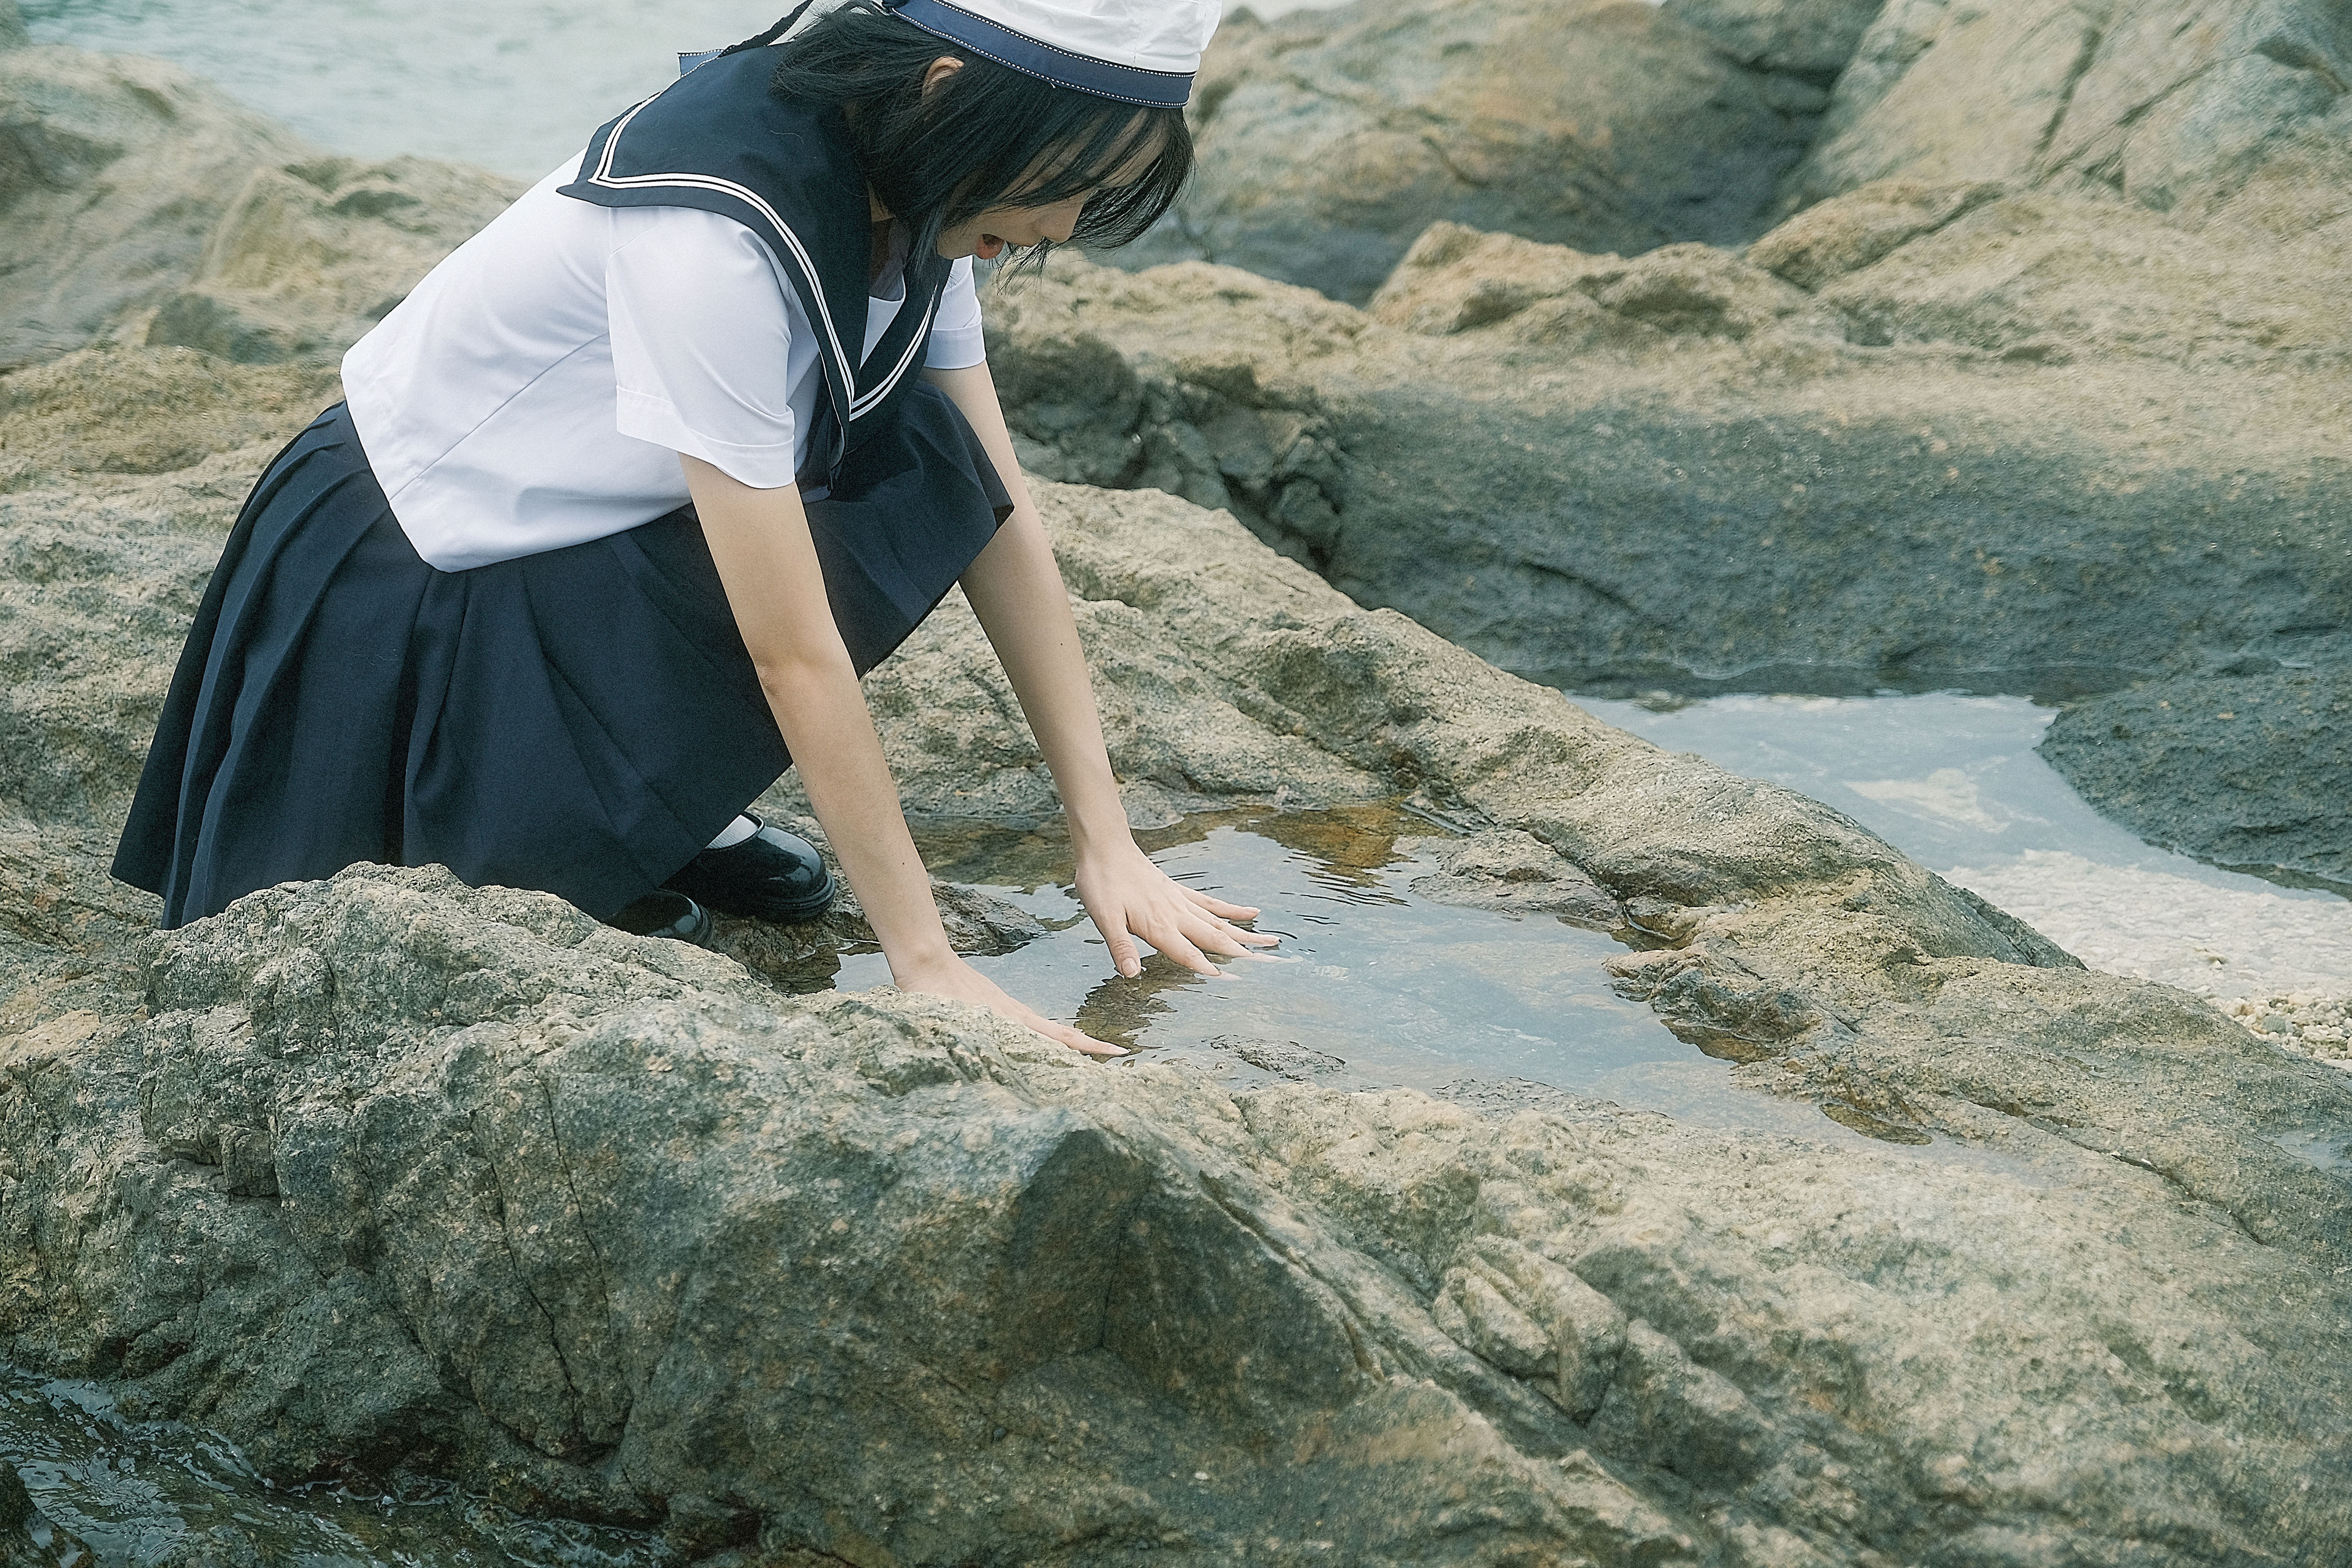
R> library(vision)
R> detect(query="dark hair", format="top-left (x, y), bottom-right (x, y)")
top-left (733, 1), bottom-right (1193, 270)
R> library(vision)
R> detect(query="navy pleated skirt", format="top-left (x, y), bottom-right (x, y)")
top-left (115, 391), bottom-right (1010, 927)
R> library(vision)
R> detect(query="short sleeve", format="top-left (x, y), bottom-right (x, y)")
top-left (607, 208), bottom-right (802, 490)
top-left (925, 257), bottom-right (986, 371)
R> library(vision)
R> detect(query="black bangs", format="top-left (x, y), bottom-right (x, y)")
top-left (762, 1), bottom-right (1194, 267)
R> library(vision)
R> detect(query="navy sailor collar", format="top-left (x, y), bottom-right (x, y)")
top-left (559, 49), bottom-right (948, 487)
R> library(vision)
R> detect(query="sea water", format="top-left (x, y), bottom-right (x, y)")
top-left (1574, 691), bottom-right (2352, 1001)
top-left (17, 0), bottom-right (1350, 182)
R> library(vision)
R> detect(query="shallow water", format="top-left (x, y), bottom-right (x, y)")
top-left (1574, 691), bottom-right (2352, 1000)
top-left (0, 1369), bottom-right (671, 1567)
top-left (19, 0), bottom-right (1349, 182)
top-left (834, 803), bottom-right (1959, 1142)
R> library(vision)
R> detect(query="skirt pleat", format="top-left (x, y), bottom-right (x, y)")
top-left (116, 391), bottom-right (1009, 927)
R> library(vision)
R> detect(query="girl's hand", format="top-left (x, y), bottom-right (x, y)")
top-left (1074, 840), bottom-right (1278, 979)
top-left (893, 951), bottom-right (1127, 1059)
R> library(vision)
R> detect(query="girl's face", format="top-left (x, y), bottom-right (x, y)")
top-left (933, 125), bottom-right (1167, 261)
top-left (936, 194), bottom-right (1089, 261)
top-left (916, 56), bottom-right (1167, 262)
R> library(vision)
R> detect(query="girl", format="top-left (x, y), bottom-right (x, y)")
top-left (113, 0), bottom-right (1275, 1056)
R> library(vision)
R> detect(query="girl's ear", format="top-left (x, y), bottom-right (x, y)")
top-left (921, 55), bottom-right (965, 95)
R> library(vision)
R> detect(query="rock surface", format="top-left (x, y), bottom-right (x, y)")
top-left (1405, 827), bottom-right (1627, 929)
top-left (987, 240), bottom-right (2351, 697)
top-left (2040, 667), bottom-right (2352, 886)
top-left (0, 41), bottom-right (514, 372)
top-left (0, 45), bottom-right (308, 370)
top-left (3, 846), bottom-right (2348, 1561)
top-left (145, 154), bottom-right (522, 365)
top-left (1121, 0), bottom-right (1842, 303)
top-left (1659, 0), bottom-right (1891, 82)
top-left (0, 344), bottom-right (341, 493)
top-left (5, 347), bottom-right (2351, 1557)
top-left (1786, 0), bottom-right (2352, 232)
top-left (1131, 0), bottom-right (2352, 304)
top-left (2, 23), bottom-right (2350, 1566)
top-left (1070, 0), bottom-right (2352, 886)
top-left (994, 203), bottom-right (2352, 881)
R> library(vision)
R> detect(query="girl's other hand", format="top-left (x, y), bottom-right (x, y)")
top-left (893, 951), bottom-right (1125, 1058)
top-left (1074, 841), bottom-right (1278, 980)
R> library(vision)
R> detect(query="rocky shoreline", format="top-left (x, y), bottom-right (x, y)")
top-left (4, 3), bottom-right (2351, 1563)
top-left (1011, 0), bottom-right (2352, 888)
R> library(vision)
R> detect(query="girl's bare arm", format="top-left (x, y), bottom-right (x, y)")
top-left (681, 454), bottom-right (1117, 1054)
top-left (922, 364), bottom-right (1274, 976)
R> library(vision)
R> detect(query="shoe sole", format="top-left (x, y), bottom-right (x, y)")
top-left (699, 872), bottom-right (836, 926)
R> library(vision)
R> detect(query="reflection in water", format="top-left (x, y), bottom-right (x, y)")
top-left (0, 1368), bottom-right (669, 1567)
top-left (861, 803), bottom-right (1857, 1132)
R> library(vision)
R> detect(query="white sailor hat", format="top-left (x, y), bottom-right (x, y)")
top-left (880, 0), bottom-right (1225, 107)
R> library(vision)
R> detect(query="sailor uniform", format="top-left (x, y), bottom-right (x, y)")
top-left (342, 175), bottom-right (983, 571)
top-left (114, 50), bottom-right (1012, 929)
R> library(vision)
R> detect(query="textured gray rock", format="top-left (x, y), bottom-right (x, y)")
top-left (0, 412), bottom-right (274, 831)
top-left (0, 43), bottom-right (515, 372)
top-left (1372, 221), bottom-right (1817, 343)
top-left (1785, 0), bottom-right (2352, 233)
top-left (0, 343), bottom-right (341, 492)
top-left (145, 153), bottom-right (520, 366)
top-left (1796, 181), bottom-right (2352, 363)
top-left (3, 416), bottom-right (2350, 1558)
top-left (1406, 828), bottom-right (1627, 929)
top-left (0, 46), bottom-right (308, 370)
top-left (2041, 667), bottom-right (2352, 887)
top-left (1744, 175), bottom-right (2008, 290)
top-left (1121, 0), bottom-right (1838, 303)
top-left (4, 848), bottom-right (2349, 1562)
top-left (986, 248), bottom-right (2352, 700)
top-left (1661, 0), bottom-right (1890, 82)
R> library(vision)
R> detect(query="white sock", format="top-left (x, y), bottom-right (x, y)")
top-left (707, 815), bottom-right (760, 850)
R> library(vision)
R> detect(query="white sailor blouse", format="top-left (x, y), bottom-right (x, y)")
top-left (343, 62), bottom-right (986, 574)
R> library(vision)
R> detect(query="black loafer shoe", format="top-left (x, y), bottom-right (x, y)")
top-left (663, 815), bottom-right (836, 923)
top-left (606, 890), bottom-right (714, 945)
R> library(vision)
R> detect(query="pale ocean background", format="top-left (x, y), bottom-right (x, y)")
top-left (18, 0), bottom-right (1346, 180)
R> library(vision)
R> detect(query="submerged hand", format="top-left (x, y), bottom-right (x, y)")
top-left (1074, 841), bottom-right (1278, 979)
top-left (893, 951), bottom-right (1125, 1058)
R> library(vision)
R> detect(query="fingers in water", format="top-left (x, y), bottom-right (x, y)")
top-left (1191, 912), bottom-right (1283, 959)
top-left (1155, 928), bottom-right (1220, 976)
top-left (1106, 932), bottom-right (1143, 980)
top-left (1040, 1016), bottom-right (1125, 1057)
top-left (1187, 890), bottom-right (1263, 921)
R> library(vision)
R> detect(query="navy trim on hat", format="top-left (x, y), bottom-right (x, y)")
top-left (882, 0), bottom-right (1195, 106)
